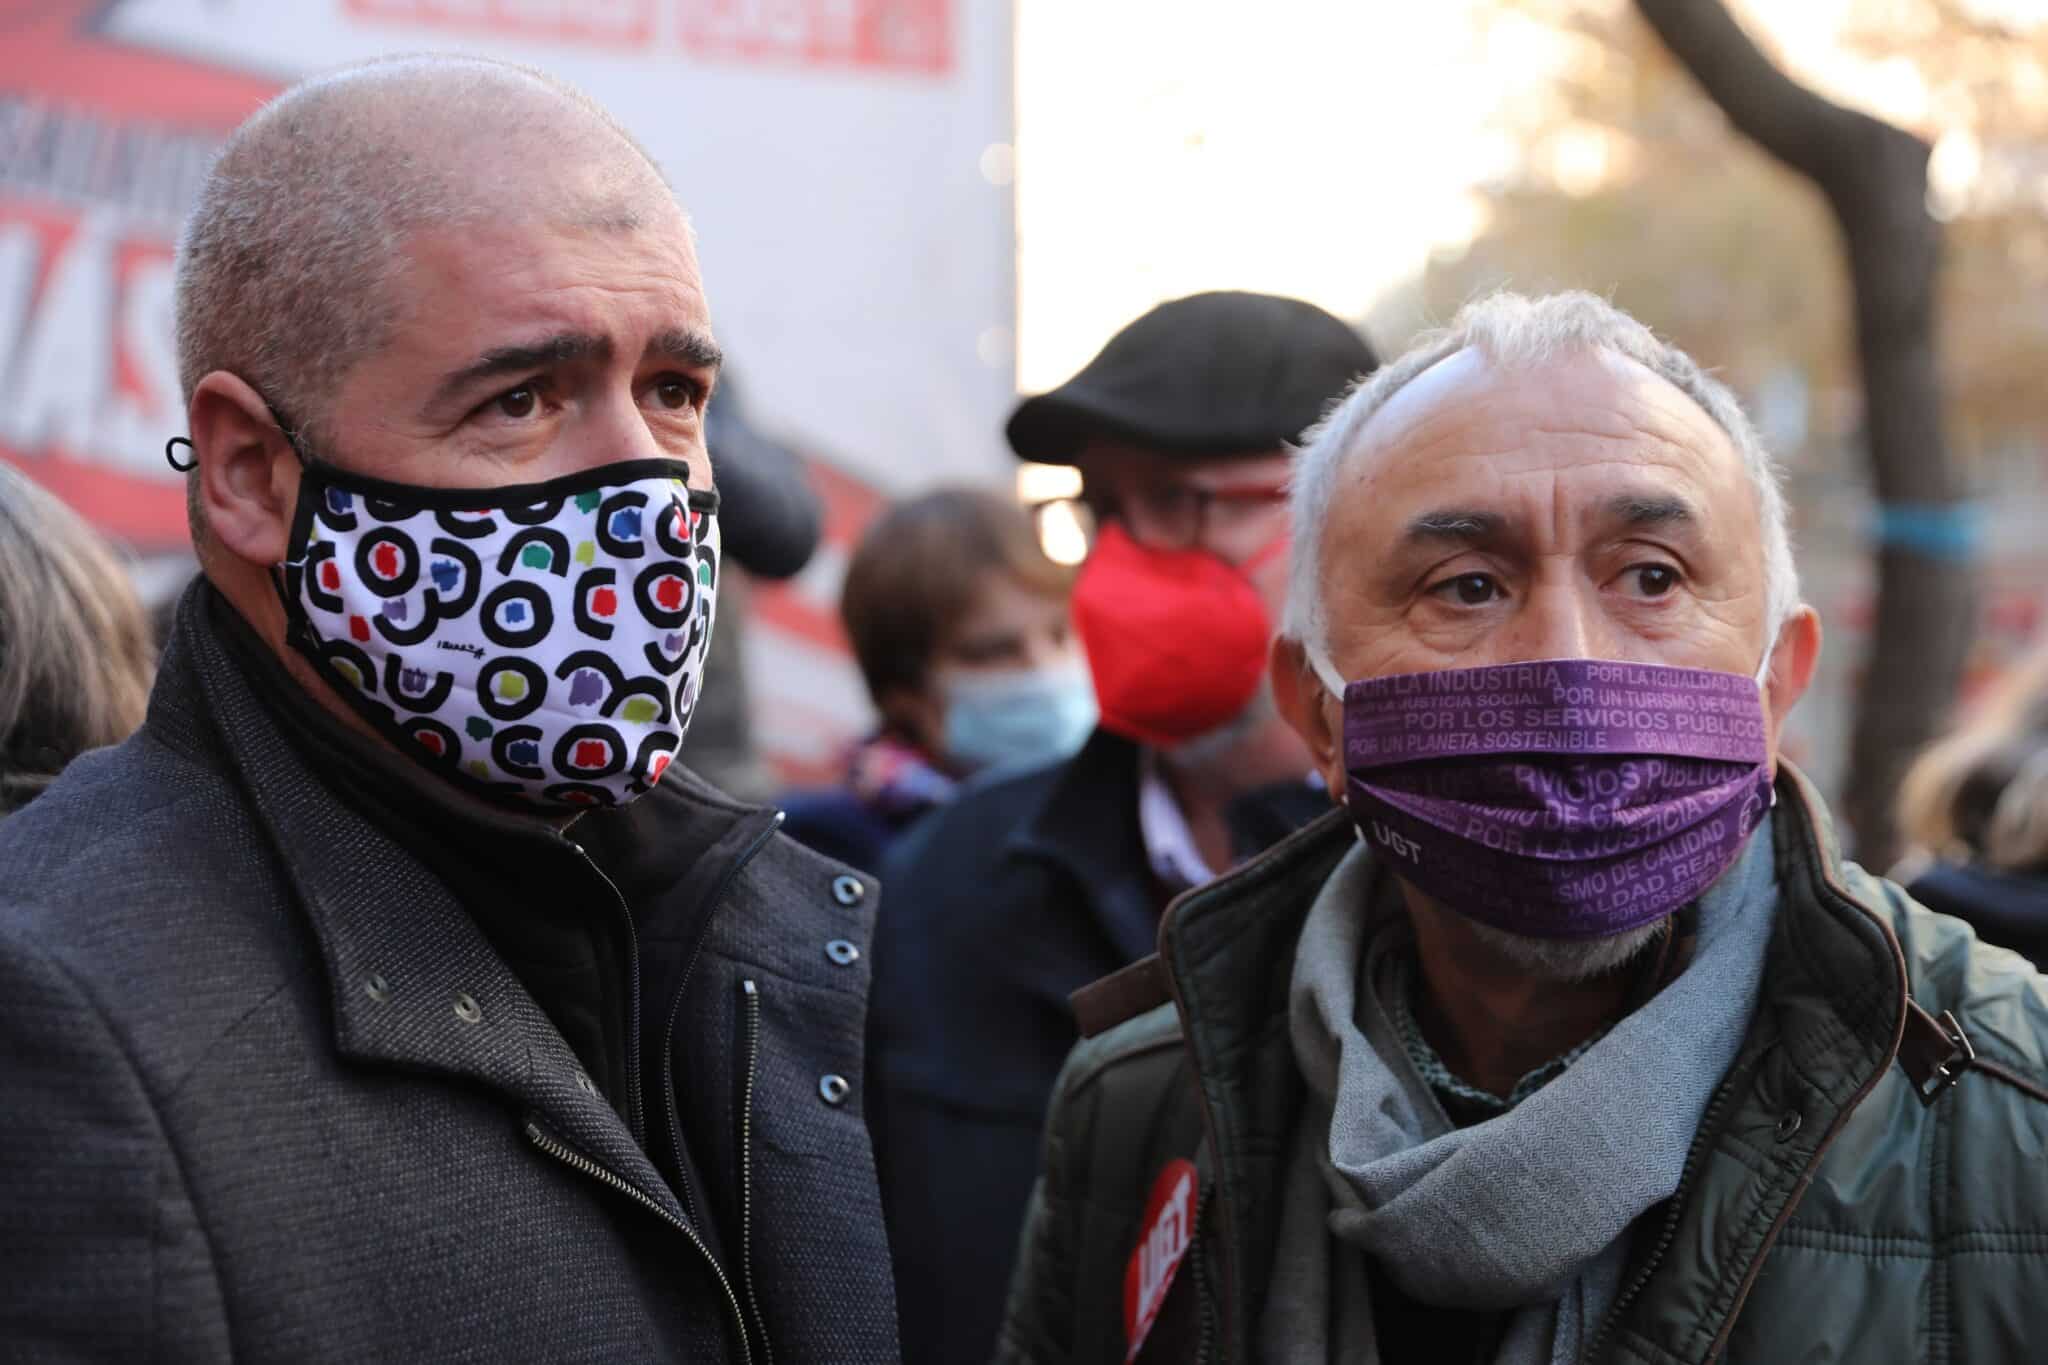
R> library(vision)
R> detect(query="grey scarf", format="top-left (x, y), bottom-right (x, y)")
top-left (1259, 820), bottom-right (1780, 1364)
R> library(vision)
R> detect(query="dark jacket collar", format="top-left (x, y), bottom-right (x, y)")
top-left (1004, 727), bottom-right (1159, 963)
top-left (1152, 765), bottom-right (1911, 1361)
top-left (154, 583), bottom-right (691, 1222)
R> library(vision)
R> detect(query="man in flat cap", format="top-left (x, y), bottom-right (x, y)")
top-left (0, 57), bottom-right (895, 1360)
top-left (867, 291), bottom-right (1378, 1364)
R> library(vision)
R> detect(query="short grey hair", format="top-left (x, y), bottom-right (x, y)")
top-left (1282, 290), bottom-right (1800, 665)
top-left (174, 54), bottom-right (674, 453)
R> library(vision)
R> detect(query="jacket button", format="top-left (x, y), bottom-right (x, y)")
top-left (453, 993), bottom-right (484, 1025)
top-left (831, 874), bottom-right (866, 908)
top-left (1773, 1110), bottom-right (1802, 1142)
top-left (825, 939), bottom-right (861, 967)
top-left (819, 1074), bottom-right (851, 1105)
top-left (364, 973), bottom-right (392, 1004)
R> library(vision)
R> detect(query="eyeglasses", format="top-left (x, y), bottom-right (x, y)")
top-left (1032, 479), bottom-right (1290, 556)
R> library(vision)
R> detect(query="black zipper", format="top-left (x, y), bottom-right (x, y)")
top-left (661, 810), bottom-right (785, 1229)
top-left (1158, 946), bottom-right (1239, 1359)
top-left (567, 840), bottom-right (646, 1144)
top-left (1191, 1186), bottom-right (1219, 1365)
top-left (525, 1119), bottom-right (753, 1365)
top-left (738, 979), bottom-right (775, 1365)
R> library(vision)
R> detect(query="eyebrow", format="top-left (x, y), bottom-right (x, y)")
top-left (1602, 493), bottom-right (1699, 530)
top-left (429, 327), bottom-right (723, 410)
top-left (648, 327), bottom-right (724, 374)
top-left (1403, 508), bottom-right (1504, 543)
top-left (430, 332), bottom-right (611, 409)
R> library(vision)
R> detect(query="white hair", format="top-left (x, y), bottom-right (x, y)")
top-left (1282, 290), bottom-right (1800, 670)
top-left (174, 55), bottom-right (675, 449)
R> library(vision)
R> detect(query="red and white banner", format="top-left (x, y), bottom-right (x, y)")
top-left (1, 0), bottom-right (1015, 782)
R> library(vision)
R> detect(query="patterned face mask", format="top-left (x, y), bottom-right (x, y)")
top-left (276, 447), bottom-right (720, 810)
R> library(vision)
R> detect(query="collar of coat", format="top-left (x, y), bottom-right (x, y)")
top-left (147, 582), bottom-right (783, 1227)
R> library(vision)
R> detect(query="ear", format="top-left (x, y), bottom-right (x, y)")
top-left (190, 371), bottom-right (301, 569)
top-left (1761, 605), bottom-right (1822, 772)
top-left (1271, 635), bottom-right (1347, 799)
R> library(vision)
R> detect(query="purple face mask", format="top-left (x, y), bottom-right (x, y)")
top-left (1325, 657), bottom-right (1774, 940)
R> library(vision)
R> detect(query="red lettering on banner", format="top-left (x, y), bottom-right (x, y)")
top-left (1123, 1159), bottom-right (1199, 1362)
top-left (344, 0), bottom-right (657, 48)
top-left (340, 0), bottom-right (949, 71)
top-left (678, 0), bottom-right (950, 74)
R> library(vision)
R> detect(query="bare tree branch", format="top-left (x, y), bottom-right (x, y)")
top-left (1635, 0), bottom-right (1976, 866)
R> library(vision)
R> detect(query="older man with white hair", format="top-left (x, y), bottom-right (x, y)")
top-left (0, 57), bottom-right (895, 1361)
top-left (996, 291), bottom-right (2048, 1365)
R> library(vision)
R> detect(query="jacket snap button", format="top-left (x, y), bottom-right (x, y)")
top-left (825, 939), bottom-right (861, 967)
top-left (819, 1073), bottom-right (851, 1105)
top-left (831, 874), bottom-right (866, 908)
top-left (453, 993), bottom-right (483, 1025)
top-left (1773, 1111), bottom-right (1802, 1142)
top-left (364, 973), bottom-right (392, 1004)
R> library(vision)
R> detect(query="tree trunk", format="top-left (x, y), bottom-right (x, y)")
top-left (1635, 0), bottom-right (1976, 867)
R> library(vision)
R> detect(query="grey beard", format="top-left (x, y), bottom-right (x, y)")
top-left (1163, 679), bottom-right (1275, 770)
top-left (1461, 916), bottom-right (1669, 984)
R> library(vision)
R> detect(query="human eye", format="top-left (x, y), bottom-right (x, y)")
top-left (647, 373), bottom-right (706, 412)
top-left (478, 379), bottom-right (553, 423)
top-left (1619, 562), bottom-right (1681, 598)
top-left (1426, 571), bottom-right (1506, 607)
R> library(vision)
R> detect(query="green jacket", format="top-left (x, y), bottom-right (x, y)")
top-left (996, 769), bottom-right (2048, 1363)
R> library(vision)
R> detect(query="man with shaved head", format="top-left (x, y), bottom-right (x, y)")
top-left (997, 292), bottom-right (2048, 1364)
top-left (0, 57), bottom-right (896, 1361)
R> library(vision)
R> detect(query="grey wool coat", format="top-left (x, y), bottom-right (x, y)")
top-left (0, 589), bottom-right (899, 1363)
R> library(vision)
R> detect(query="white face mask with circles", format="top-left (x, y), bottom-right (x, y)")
top-left (275, 434), bottom-right (721, 811)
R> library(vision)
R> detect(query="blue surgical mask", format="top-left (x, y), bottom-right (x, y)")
top-left (939, 656), bottom-right (1098, 775)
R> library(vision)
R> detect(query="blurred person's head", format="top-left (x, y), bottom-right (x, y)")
top-left (1898, 640), bottom-right (2048, 874)
top-left (173, 56), bottom-right (724, 813)
top-left (841, 486), bottom-right (1091, 775)
top-left (1273, 290), bottom-right (1822, 980)
top-left (1008, 292), bottom-right (1377, 767)
top-left (0, 465), bottom-right (155, 813)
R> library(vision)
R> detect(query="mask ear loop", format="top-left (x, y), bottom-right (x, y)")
top-left (1302, 636), bottom-right (1349, 699)
top-left (1754, 618), bottom-right (1781, 689)
top-left (1754, 615), bottom-right (1784, 805)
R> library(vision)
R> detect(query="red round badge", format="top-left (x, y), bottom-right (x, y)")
top-left (1123, 1158), bottom-right (1199, 1362)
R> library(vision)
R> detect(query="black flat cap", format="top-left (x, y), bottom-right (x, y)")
top-left (1006, 290), bottom-right (1378, 464)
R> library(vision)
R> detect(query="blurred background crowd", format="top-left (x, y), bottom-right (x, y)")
top-left (4, 1), bottom-right (2048, 1356)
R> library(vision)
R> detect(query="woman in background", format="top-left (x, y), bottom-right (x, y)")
top-left (1895, 641), bottom-right (2048, 969)
top-left (780, 486), bottom-right (1094, 874)
top-left (0, 464), bottom-right (156, 814)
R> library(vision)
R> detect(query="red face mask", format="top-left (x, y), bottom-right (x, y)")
top-left (1071, 522), bottom-right (1284, 748)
